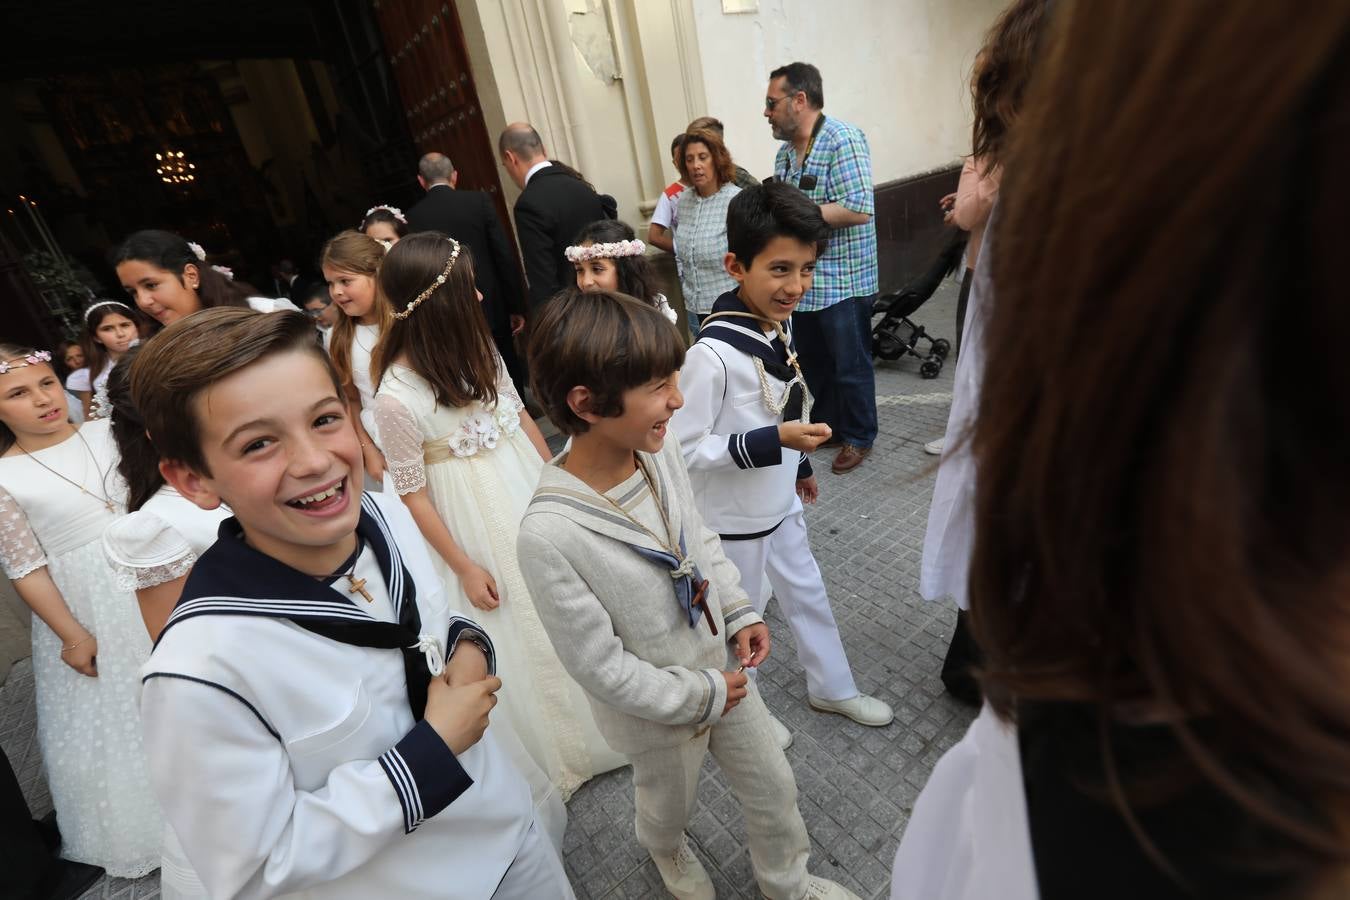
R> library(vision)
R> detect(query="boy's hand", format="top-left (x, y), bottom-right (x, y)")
top-left (733, 622), bottom-right (771, 669)
top-left (778, 422), bottom-right (832, 453)
top-left (721, 669), bottom-right (748, 716)
top-left (795, 476), bottom-right (819, 505)
top-left (442, 640), bottom-right (489, 686)
top-left (459, 563), bottom-right (501, 610)
top-left (425, 675), bottom-right (501, 754)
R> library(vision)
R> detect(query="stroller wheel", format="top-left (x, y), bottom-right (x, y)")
top-left (931, 338), bottom-right (952, 360)
top-left (920, 359), bottom-right (943, 379)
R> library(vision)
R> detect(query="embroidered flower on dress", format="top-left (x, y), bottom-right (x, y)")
top-left (448, 430), bottom-right (478, 458)
top-left (466, 411), bottom-right (495, 436)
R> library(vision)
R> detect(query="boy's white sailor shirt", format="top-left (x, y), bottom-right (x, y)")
top-left (139, 492), bottom-right (533, 899)
top-left (671, 291), bottom-right (811, 538)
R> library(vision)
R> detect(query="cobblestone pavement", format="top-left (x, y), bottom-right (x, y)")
top-left (0, 279), bottom-right (976, 900)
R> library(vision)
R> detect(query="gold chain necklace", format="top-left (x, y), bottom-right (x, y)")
top-left (17, 428), bottom-right (116, 513)
top-left (699, 311), bottom-right (813, 422)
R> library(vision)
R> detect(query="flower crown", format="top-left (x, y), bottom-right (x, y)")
top-left (83, 299), bottom-right (135, 324)
top-left (365, 205), bottom-right (407, 224)
top-left (0, 350), bottom-right (51, 375)
top-left (393, 239), bottom-right (461, 321)
top-left (564, 239), bottom-right (646, 263)
top-left (184, 240), bottom-right (235, 279)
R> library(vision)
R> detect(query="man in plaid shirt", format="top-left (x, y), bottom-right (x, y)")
top-left (766, 62), bottom-right (879, 474)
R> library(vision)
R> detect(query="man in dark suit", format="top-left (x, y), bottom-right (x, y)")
top-left (498, 123), bottom-right (613, 312)
top-left (405, 151), bottom-right (528, 391)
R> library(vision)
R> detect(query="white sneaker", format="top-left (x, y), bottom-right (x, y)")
top-left (768, 714), bottom-right (794, 750)
top-left (651, 836), bottom-right (714, 900)
top-left (924, 437), bottom-right (945, 455)
top-left (805, 874), bottom-right (863, 899)
top-left (808, 693), bottom-right (895, 727)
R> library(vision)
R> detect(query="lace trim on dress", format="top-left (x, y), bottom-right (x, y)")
top-left (0, 484), bottom-right (47, 580)
top-left (372, 393), bottom-right (429, 497)
top-left (110, 554), bottom-right (197, 592)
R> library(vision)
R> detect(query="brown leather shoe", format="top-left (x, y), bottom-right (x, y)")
top-left (831, 444), bottom-right (871, 474)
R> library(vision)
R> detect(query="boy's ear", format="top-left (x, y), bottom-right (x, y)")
top-left (723, 252), bottom-right (747, 284)
top-left (566, 385), bottom-right (600, 424)
top-left (159, 458), bottom-right (224, 511)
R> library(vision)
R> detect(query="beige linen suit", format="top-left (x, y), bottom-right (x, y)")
top-left (518, 437), bottom-right (812, 898)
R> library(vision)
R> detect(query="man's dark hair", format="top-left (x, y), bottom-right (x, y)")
top-left (770, 62), bottom-right (824, 109)
top-left (726, 181), bottom-right (830, 267)
top-left (527, 288), bottom-right (685, 436)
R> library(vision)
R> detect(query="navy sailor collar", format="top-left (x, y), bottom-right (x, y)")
top-left (698, 289), bottom-right (796, 381)
top-left (157, 493), bottom-right (411, 648)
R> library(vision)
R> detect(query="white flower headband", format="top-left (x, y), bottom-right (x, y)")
top-left (366, 205), bottom-right (407, 224)
top-left (393, 239), bottom-right (461, 321)
top-left (185, 240), bottom-right (234, 279)
top-left (0, 350), bottom-right (51, 375)
top-left (84, 299), bottom-right (135, 324)
top-left (565, 239), bottom-right (646, 263)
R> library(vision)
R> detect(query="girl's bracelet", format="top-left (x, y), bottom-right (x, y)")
top-left (60, 635), bottom-right (93, 654)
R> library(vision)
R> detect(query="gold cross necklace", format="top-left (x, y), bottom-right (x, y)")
top-left (16, 428), bottom-right (116, 513)
top-left (313, 538), bottom-right (374, 603)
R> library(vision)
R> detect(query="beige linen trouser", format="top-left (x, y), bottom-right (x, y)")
top-left (628, 683), bottom-right (811, 899)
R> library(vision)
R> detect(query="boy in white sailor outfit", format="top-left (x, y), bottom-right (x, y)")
top-left (132, 307), bottom-right (568, 900)
top-left (671, 181), bottom-right (894, 733)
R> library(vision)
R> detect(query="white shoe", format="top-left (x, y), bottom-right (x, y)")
top-left (768, 714), bottom-right (794, 750)
top-left (651, 836), bottom-right (714, 900)
top-left (808, 693), bottom-right (895, 727)
top-left (805, 874), bottom-right (863, 899)
top-left (924, 437), bottom-right (945, 455)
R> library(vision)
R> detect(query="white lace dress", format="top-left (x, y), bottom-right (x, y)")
top-left (103, 486), bottom-right (230, 899)
top-left (0, 420), bottom-right (162, 877)
top-left (373, 361), bottom-right (627, 807)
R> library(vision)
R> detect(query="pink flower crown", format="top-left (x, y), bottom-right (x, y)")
top-left (0, 350), bottom-right (51, 375)
top-left (564, 239), bottom-right (646, 263)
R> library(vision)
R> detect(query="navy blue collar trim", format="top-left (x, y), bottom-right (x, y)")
top-left (699, 290), bottom-right (794, 379)
top-left (158, 493), bottom-right (411, 648)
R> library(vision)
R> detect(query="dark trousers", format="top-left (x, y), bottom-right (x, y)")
top-left (940, 610), bottom-right (982, 706)
top-left (793, 295), bottom-right (879, 448)
top-left (955, 267), bottom-right (974, 357)
top-left (2, 749), bottom-right (56, 897)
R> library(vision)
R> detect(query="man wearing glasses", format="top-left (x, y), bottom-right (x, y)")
top-left (765, 62), bottom-right (879, 475)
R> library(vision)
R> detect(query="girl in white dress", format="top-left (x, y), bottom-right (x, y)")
top-left (569, 219), bottom-right (678, 325)
top-left (320, 230), bottom-right (391, 485)
top-left (111, 230), bottom-right (297, 332)
top-left (372, 233), bottom-right (626, 806)
top-left (100, 349), bottom-right (227, 898)
top-left (0, 343), bottom-right (162, 877)
top-left (66, 300), bottom-right (140, 420)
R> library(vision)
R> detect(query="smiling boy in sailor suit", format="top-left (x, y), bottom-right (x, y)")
top-left (131, 307), bottom-right (569, 899)
top-left (670, 181), bottom-right (894, 737)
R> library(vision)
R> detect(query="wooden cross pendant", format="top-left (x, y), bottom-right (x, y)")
top-left (345, 575), bottom-right (374, 603)
top-left (690, 578), bottom-right (717, 636)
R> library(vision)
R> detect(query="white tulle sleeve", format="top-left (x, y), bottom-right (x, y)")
top-left (372, 394), bottom-right (427, 495)
top-left (103, 511), bottom-right (197, 592)
top-left (0, 485), bottom-right (46, 580)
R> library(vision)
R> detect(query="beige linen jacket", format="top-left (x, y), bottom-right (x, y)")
top-left (517, 436), bottom-right (763, 754)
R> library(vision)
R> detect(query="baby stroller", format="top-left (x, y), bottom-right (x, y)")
top-left (871, 231), bottom-right (966, 378)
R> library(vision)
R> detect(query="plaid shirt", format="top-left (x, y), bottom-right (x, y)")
top-left (675, 182), bottom-right (742, 315)
top-left (774, 115), bottom-right (878, 311)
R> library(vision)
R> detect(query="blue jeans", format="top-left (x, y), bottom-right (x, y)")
top-left (792, 295), bottom-right (878, 448)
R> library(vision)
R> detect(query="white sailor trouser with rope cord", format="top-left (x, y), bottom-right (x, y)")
top-left (719, 496), bottom-right (859, 702)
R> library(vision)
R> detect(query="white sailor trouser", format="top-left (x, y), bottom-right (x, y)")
top-left (492, 820), bottom-right (575, 899)
top-left (719, 497), bottom-right (859, 702)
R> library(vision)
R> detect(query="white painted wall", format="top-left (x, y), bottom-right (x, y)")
top-left (689, 0), bottom-right (1006, 184)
